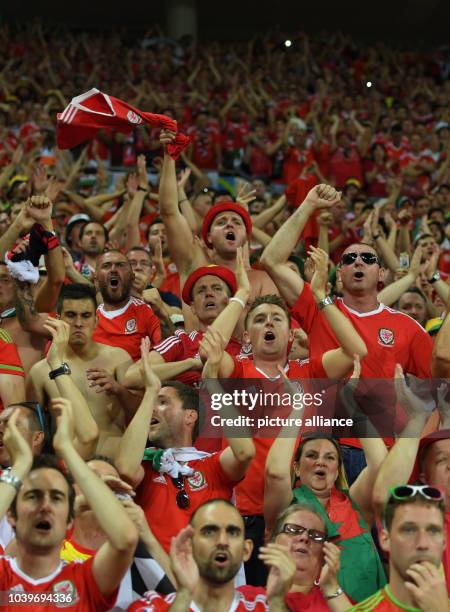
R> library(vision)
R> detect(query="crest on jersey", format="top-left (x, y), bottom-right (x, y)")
top-left (378, 327), bottom-right (394, 346)
top-left (125, 318), bottom-right (137, 333)
top-left (241, 342), bottom-right (253, 355)
top-left (127, 110), bottom-right (142, 124)
top-left (187, 470), bottom-right (206, 490)
top-left (52, 579), bottom-right (78, 604)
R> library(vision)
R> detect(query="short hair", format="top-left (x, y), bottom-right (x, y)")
top-left (149, 217), bottom-right (164, 229)
top-left (270, 502), bottom-right (327, 541)
top-left (79, 221), bottom-right (109, 243)
top-left (9, 454), bottom-right (75, 521)
top-left (383, 491), bottom-right (445, 531)
top-left (294, 436), bottom-right (348, 490)
top-left (398, 287), bottom-right (427, 303)
top-left (161, 381), bottom-right (200, 441)
top-left (57, 283), bottom-right (97, 314)
top-left (6, 403), bottom-right (43, 432)
top-left (87, 454), bottom-right (118, 470)
top-left (189, 498), bottom-right (241, 527)
top-left (417, 233), bottom-right (434, 243)
top-left (126, 246), bottom-right (151, 258)
top-left (245, 294), bottom-right (291, 329)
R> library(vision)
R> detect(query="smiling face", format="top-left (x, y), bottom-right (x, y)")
top-left (9, 468), bottom-right (72, 553)
top-left (380, 501), bottom-right (445, 581)
top-left (207, 211), bottom-right (247, 256)
top-left (95, 251), bottom-right (133, 305)
top-left (190, 274), bottom-right (231, 325)
top-left (244, 303), bottom-right (292, 361)
top-left (275, 509), bottom-right (325, 583)
top-left (191, 502), bottom-right (252, 585)
top-left (294, 439), bottom-right (340, 496)
top-left (337, 243), bottom-right (383, 297)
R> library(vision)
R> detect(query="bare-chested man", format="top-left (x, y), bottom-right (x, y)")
top-left (158, 130), bottom-right (278, 334)
top-left (27, 283), bottom-right (134, 459)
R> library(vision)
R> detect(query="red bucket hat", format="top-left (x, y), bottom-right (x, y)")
top-left (182, 265), bottom-right (237, 305)
top-left (201, 202), bottom-right (252, 248)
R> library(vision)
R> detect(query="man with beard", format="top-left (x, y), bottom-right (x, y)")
top-left (351, 486), bottom-right (449, 611)
top-left (128, 499), bottom-right (295, 612)
top-left (93, 250), bottom-right (161, 361)
top-left (74, 221), bottom-right (109, 281)
top-left (28, 283), bottom-right (134, 459)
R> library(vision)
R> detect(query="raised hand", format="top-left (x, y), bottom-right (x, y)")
top-left (3, 410), bottom-right (33, 471)
top-left (259, 543), bottom-right (295, 601)
top-left (25, 195), bottom-right (53, 225)
top-left (177, 167), bottom-right (192, 191)
top-left (86, 367), bottom-right (121, 395)
top-left (51, 397), bottom-right (75, 455)
top-left (236, 181), bottom-right (256, 211)
top-left (160, 129), bottom-right (177, 148)
top-left (305, 184), bottom-right (342, 210)
top-left (319, 542), bottom-right (342, 595)
top-left (127, 172), bottom-right (138, 197)
top-left (235, 247), bottom-right (250, 297)
top-left (140, 336), bottom-right (161, 393)
top-left (308, 246), bottom-right (329, 301)
top-left (137, 154), bottom-right (149, 190)
top-left (169, 525), bottom-right (199, 595)
top-left (32, 164), bottom-right (49, 195)
top-left (199, 328), bottom-right (226, 376)
top-left (43, 317), bottom-right (70, 364)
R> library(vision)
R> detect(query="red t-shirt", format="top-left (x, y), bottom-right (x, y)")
top-left (286, 585), bottom-right (340, 611)
top-left (0, 555), bottom-right (117, 611)
top-left (154, 329), bottom-right (242, 387)
top-left (0, 332), bottom-right (24, 411)
top-left (290, 284), bottom-right (432, 446)
top-left (228, 355), bottom-right (327, 516)
top-left (93, 297), bottom-right (161, 361)
top-left (282, 147), bottom-right (314, 185)
top-left (135, 453), bottom-right (239, 552)
top-left (158, 263), bottom-right (181, 299)
top-left (329, 146), bottom-right (363, 189)
top-left (187, 125), bottom-right (221, 170)
top-left (128, 586), bottom-right (268, 611)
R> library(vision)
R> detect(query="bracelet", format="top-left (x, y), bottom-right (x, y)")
top-left (324, 586), bottom-right (344, 600)
top-left (317, 296), bottom-right (334, 310)
top-left (230, 296), bottom-right (246, 309)
top-left (137, 186), bottom-right (148, 193)
top-left (0, 471), bottom-right (22, 492)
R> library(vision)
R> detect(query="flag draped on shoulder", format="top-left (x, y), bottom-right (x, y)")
top-left (56, 88), bottom-right (190, 159)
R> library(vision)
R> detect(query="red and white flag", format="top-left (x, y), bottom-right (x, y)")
top-left (56, 88), bottom-right (190, 159)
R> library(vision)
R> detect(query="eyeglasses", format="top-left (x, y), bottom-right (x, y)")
top-left (340, 252), bottom-right (379, 266)
top-left (171, 475), bottom-right (190, 509)
top-left (281, 523), bottom-right (327, 542)
top-left (388, 484), bottom-right (444, 503)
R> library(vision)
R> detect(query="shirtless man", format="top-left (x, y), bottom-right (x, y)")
top-left (27, 283), bottom-right (133, 459)
top-left (158, 129), bottom-right (278, 333)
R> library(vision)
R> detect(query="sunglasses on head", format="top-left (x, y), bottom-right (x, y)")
top-left (341, 252), bottom-right (379, 266)
top-left (281, 523), bottom-right (327, 542)
top-left (171, 475), bottom-right (190, 509)
top-left (388, 484), bottom-right (444, 503)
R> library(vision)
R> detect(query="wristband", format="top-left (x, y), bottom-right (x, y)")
top-left (230, 296), bottom-right (246, 309)
top-left (324, 586), bottom-right (344, 600)
top-left (428, 271), bottom-right (441, 284)
top-left (137, 186), bottom-right (149, 193)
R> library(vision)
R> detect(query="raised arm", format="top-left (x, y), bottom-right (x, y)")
top-left (261, 185), bottom-right (340, 306)
top-left (51, 397), bottom-right (138, 598)
top-left (377, 245), bottom-right (422, 306)
top-left (432, 300), bottom-right (450, 378)
top-left (116, 339), bottom-right (160, 488)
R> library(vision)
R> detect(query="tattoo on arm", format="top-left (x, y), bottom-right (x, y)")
top-left (14, 282), bottom-right (38, 325)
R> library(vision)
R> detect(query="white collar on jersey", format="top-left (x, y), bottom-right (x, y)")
top-left (97, 298), bottom-right (133, 319)
top-left (9, 557), bottom-right (65, 585)
top-left (190, 591), bottom-right (266, 612)
top-left (337, 298), bottom-right (385, 318)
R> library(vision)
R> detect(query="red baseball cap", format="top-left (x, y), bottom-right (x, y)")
top-left (201, 202), bottom-right (252, 248)
top-left (182, 265), bottom-right (237, 305)
top-left (409, 429), bottom-right (450, 483)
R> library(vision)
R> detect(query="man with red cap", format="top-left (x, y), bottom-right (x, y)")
top-left (124, 250), bottom-right (250, 390)
top-left (158, 130), bottom-right (278, 328)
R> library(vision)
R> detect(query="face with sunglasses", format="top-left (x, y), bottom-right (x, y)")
top-left (380, 485), bottom-right (446, 578)
top-left (275, 510), bottom-right (327, 577)
top-left (337, 245), bottom-right (383, 294)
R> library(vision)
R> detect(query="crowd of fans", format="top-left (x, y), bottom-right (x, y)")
top-left (0, 17), bottom-right (449, 611)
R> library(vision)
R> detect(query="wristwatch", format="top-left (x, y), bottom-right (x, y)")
top-left (0, 471), bottom-right (22, 492)
top-left (49, 362), bottom-right (71, 380)
top-left (324, 586), bottom-right (344, 600)
top-left (428, 271), bottom-right (441, 284)
top-left (317, 296), bottom-right (334, 310)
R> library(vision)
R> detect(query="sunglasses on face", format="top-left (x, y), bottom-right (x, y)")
top-left (281, 523), bottom-right (327, 542)
top-left (340, 252), bottom-right (380, 266)
top-left (388, 484), bottom-right (444, 503)
top-left (171, 475), bottom-right (190, 509)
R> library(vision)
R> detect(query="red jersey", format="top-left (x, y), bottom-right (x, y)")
top-left (329, 146), bottom-right (363, 189)
top-left (154, 329), bottom-right (242, 387)
top-left (229, 355), bottom-right (327, 516)
top-left (187, 125), bottom-right (221, 170)
top-left (135, 452), bottom-right (239, 552)
top-left (0, 555), bottom-right (117, 611)
top-left (0, 331), bottom-right (24, 411)
top-left (282, 146), bottom-right (314, 185)
top-left (93, 297), bottom-right (161, 361)
top-left (444, 511), bottom-right (450, 595)
top-left (158, 263), bottom-right (181, 299)
top-left (348, 585), bottom-right (449, 611)
top-left (128, 586), bottom-right (268, 611)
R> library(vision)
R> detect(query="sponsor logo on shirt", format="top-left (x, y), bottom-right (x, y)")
top-left (127, 110), bottom-right (142, 124)
top-left (125, 318), bottom-right (137, 333)
top-left (378, 327), bottom-right (394, 346)
top-left (187, 470), bottom-right (206, 490)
